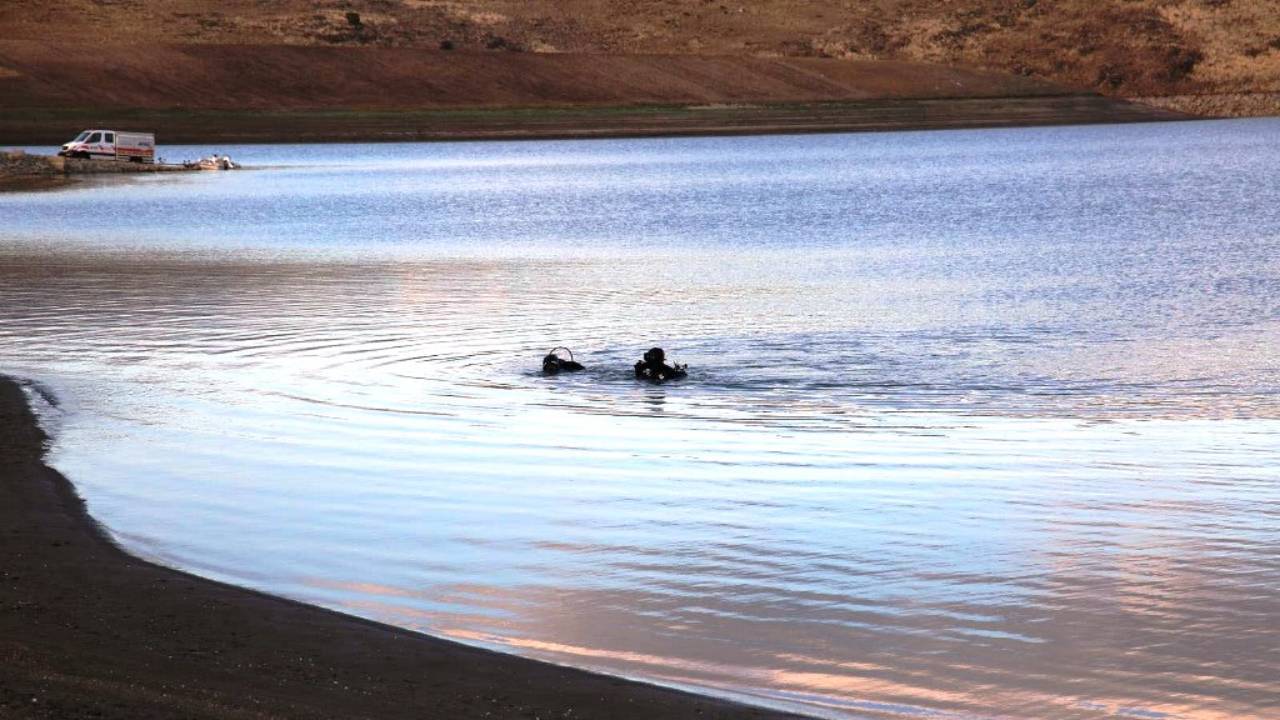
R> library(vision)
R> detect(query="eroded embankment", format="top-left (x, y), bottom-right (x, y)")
top-left (0, 376), bottom-right (804, 720)
top-left (0, 41), bottom-right (1193, 145)
top-left (2, 96), bottom-right (1187, 147)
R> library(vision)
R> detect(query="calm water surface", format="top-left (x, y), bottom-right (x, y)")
top-left (2, 120), bottom-right (1279, 719)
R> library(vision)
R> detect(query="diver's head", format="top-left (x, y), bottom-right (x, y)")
top-left (644, 347), bottom-right (665, 364)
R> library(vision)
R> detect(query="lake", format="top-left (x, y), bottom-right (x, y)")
top-left (2, 119), bottom-right (1278, 718)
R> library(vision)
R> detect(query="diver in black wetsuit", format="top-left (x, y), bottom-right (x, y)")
top-left (542, 347), bottom-right (585, 375)
top-left (634, 347), bottom-right (687, 383)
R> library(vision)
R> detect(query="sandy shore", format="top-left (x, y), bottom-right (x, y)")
top-left (0, 376), bottom-right (804, 719)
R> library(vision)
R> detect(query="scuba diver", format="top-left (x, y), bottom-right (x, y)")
top-left (542, 347), bottom-right (585, 375)
top-left (634, 347), bottom-right (687, 383)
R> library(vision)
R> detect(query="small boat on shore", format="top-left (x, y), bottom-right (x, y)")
top-left (185, 154), bottom-right (239, 171)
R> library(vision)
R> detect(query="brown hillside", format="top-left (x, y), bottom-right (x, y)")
top-left (0, 41), bottom-right (1063, 111)
top-left (8, 38), bottom-right (1172, 146)
top-left (1, 0), bottom-right (1276, 116)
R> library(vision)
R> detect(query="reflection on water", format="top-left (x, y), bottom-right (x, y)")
top-left (2, 120), bottom-right (1279, 719)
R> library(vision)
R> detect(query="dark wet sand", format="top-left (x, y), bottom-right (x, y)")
top-left (0, 377), bottom-right (804, 720)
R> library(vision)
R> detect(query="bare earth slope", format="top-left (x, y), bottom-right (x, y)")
top-left (7, 0), bottom-right (1269, 142)
top-left (1, 0), bottom-right (1276, 118)
top-left (0, 42), bottom-right (1063, 110)
top-left (0, 39), bottom-right (1182, 144)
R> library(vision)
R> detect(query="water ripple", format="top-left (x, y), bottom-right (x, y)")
top-left (4, 123), bottom-right (1280, 718)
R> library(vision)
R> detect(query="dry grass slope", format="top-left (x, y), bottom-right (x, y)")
top-left (0, 41), bottom-right (1065, 111)
top-left (0, 0), bottom-right (1276, 117)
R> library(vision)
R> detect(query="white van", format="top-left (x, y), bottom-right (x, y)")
top-left (59, 129), bottom-right (156, 163)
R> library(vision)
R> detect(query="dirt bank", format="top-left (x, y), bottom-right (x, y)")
top-left (2, 96), bottom-right (1184, 147)
top-left (0, 43), bottom-right (1063, 111)
top-left (0, 40), bottom-right (1192, 146)
top-left (2, 1), bottom-right (1276, 116)
top-left (0, 376), bottom-right (804, 720)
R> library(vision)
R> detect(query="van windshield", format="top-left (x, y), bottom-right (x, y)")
top-left (73, 131), bottom-right (89, 142)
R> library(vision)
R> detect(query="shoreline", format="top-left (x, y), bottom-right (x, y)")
top-left (1, 96), bottom-right (1190, 192)
top-left (0, 150), bottom-right (203, 193)
top-left (0, 376), bottom-right (805, 720)
top-left (0, 95), bottom-right (1188, 146)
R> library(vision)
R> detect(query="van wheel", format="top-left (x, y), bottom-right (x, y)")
top-left (129, 157), bottom-right (142, 163)
top-left (73, 151), bottom-right (89, 160)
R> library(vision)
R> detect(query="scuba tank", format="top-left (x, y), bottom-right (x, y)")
top-left (542, 347), bottom-right (585, 375)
